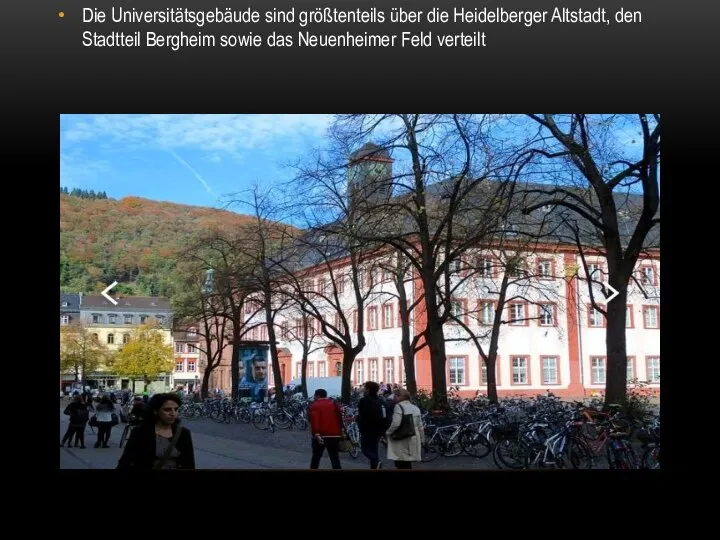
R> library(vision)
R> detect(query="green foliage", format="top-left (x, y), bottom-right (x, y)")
top-left (61, 186), bottom-right (108, 199)
top-left (114, 323), bottom-right (174, 385)
top-left (60, 193), bottom-right (257, 295)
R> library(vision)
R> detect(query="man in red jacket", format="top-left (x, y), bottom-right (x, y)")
top-left (308, 388), bottom-right (343, 469)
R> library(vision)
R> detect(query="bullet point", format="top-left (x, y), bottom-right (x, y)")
top-left (59, 11), bottom-right (65, 18)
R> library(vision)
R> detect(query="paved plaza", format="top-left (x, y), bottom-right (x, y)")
top-left (59, 406), bottom-right (496, 470)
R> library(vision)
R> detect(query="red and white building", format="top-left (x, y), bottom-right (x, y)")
top-left (172, 328), bottom-right (202, 393)
top-left (244, 249), bottom-right (659, 399)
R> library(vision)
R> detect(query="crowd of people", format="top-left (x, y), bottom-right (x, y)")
top-left (308, 382), bottom-right (424, 470)
top-left (62, 382), bottom-right (420, 470)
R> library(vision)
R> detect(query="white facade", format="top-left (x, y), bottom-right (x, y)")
top-left (247, 249), bottom-right (660, 397)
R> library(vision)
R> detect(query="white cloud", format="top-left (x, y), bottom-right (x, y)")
top-left (60, 114), bottom-right (335, 158)
top-left (60, 151), bottom-right (112, 188)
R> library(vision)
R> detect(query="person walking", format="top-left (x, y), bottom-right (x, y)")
top-left (357, 381), bottom-right (387, 470)
top-left (385, 388), bottom-right (424, 469)
top-left (308, 389), bottom-right (343, 470)
top-left (116, 393), bottom-right (196, 469)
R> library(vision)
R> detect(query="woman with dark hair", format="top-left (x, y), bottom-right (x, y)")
top-left (116, 393), bottom-right (196, 470)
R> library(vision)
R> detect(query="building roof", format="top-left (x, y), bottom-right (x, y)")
top-left (349, 142), bottom-right (392, 162)
top-left (60, 293), bottom-right (81, 313)
top-left (173, 331), bottom-right (199, 342)
top-left (80, 295), bottom-right (172, 311)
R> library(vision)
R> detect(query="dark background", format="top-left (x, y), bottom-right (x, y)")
top-left (8, 0), bottom-right (702, 494)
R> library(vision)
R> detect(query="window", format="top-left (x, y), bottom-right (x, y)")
top-left (60, 315), bottom-right (69, 325)
top-left (62, 301), bottom-right (69, 307)
top-left (643, 306), bottom-right (659, 328)
top-left (156, 315), bottom-right (165, 325)
top-left (383, 304), bottom-right (394, 328)
top-left (336, 276), bottom-right (345, 294)
top-left (448, 357), bottom-right (466, 385)
top-left (335, 362), bottom-right (342, 376)
top-left (449, 300), bottom-right (465, 320)
top-left (477, 257), bottom-right (493, 278)
top-left (176, 343), bottom-right (184, 353)
top-left (108, 314), bottom-right (117, 324)
top-left (355, 360), bottom-right (364, 384)
top-left (641, 266), bottom-right (656, 286)
top-left (187, 344), bottom-right (196, 354)
top-left (307, 362), bottom-right (315, 378)
top-left (352, 310), bottom-right (358, 333)
top-left (123, 333), bottom-right (130, 344)
top-left (318, 362), bottom-right (327, 377)
top-left (140, 315), bottom-right (148, 324)
top-left (479, 302), bottom-right (494, 325)
top-left (538, 260), bottom-right (553, 279)
top-left (398, 358), bottom-right (405, 385)
top-left (188, 327), bottom-right (197, 336)
top-left (367, 307), bottom-right (378, 330)
top-left (538, 304), bottom-right (555, 326)
top-left (626, 357), bottom-right (635, 381)
top-left (260, 325), bottom-right (268, 340)
top-left (626, 305), bottom-right (634, 328)
top-left (295, 363), bottom-right (302, 379)
top-left (589, 307), bottom-right (604, 327)
top-left (384, 357), bottom-right (394, 383)
top-left (175, 361), bottom-right (184, 372)
top-left (510, 303), bottom-right (526, 325)
top-left (294, 319), bottom-right (304, 339)
top-left (586, 262), bottom-right (601, 281)
top-left (449, 258), bottom-right (462, 274)
top-left (591, 357), bottom-right (606, 384)
top-left (541, 357), bottom-right (559, 385)
top-left (124, 314), bottom-right (133, 324)
top-left (369, 358), bottom-right (378, 381)
top-left (92, 333), bottom-right (99, 341)
top-left (318, 279), bottom-right (327, 294)
top-left (92, 314), bottom-right (100, 324)
top-left (512, 357), bottom-right (529, 384)
top-left (107, 333), bottom-right (114, 345)
top-left (480, 360), bottom-right (494, 384)
top-left (511, 263), bottom-right (526, 278)
top-left (646, 357), bottom-right (660, 383)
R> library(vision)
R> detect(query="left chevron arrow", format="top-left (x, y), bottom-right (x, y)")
top-left (101, 281), bottom-right (118, 305)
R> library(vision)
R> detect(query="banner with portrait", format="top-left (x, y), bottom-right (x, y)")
top-left (237, 346), bottom-right (269, 403)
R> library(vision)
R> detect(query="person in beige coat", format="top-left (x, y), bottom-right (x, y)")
top-left (385, 388), bottom-right (424, 469)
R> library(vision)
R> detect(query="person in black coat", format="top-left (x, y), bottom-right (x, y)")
top-left (116, 393), bottom-right (195, 470)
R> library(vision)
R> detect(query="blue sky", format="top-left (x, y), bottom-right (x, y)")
top-left (60, 114), bottom-right (336, 209)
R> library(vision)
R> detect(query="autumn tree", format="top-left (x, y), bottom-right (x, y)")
top-left (114, 322), bottom-right (174, 391)
top-left (60, 323), bottom-right (114, 384)
top-left (187, 232), bottom-right (259, 399)
top-left (517, 114), bottom-right (660, 407)
top-left (171, 265), bottom-right (233, 399)
top-left (225, 185), bottom-right (298, 405)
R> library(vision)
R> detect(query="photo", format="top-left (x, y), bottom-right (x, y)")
top-left (238, 347), bottom-right (269, 402)
top-left (60, 114), bottom-right (660, 470)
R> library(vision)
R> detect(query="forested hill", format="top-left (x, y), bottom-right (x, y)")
top-left (60, 192), bottom-right (256, 296)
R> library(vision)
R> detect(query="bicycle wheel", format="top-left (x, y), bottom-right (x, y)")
top-left (493, 437), bottom-right (528, 469)
top-left (459, 430), bottom-right (491, 459)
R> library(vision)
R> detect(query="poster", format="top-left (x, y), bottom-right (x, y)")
top-left (237, 346), bottom-right (269, 402)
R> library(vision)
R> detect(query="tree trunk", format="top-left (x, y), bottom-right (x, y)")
top-left (340, 350), bottom-right (358, 404)
top-left (230, 321), bottom-right (241, 400)
top-left (484, 354), bottom-right (499, 404)
top-left (300, 351), bottom-right (308, 399)
top-left (401, 340), bottom-right (417, 396)
top-left (604, 285), bottom-right (629, 407)
top-left (265, 306), bottom-right (285, 407)
top-left (201, 368), bottom-right (211, 399)
top-left (426, 320), bottom-right (448, 407)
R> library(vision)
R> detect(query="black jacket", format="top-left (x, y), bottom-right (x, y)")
top-left (116, 422), bottom-right (196, 470)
